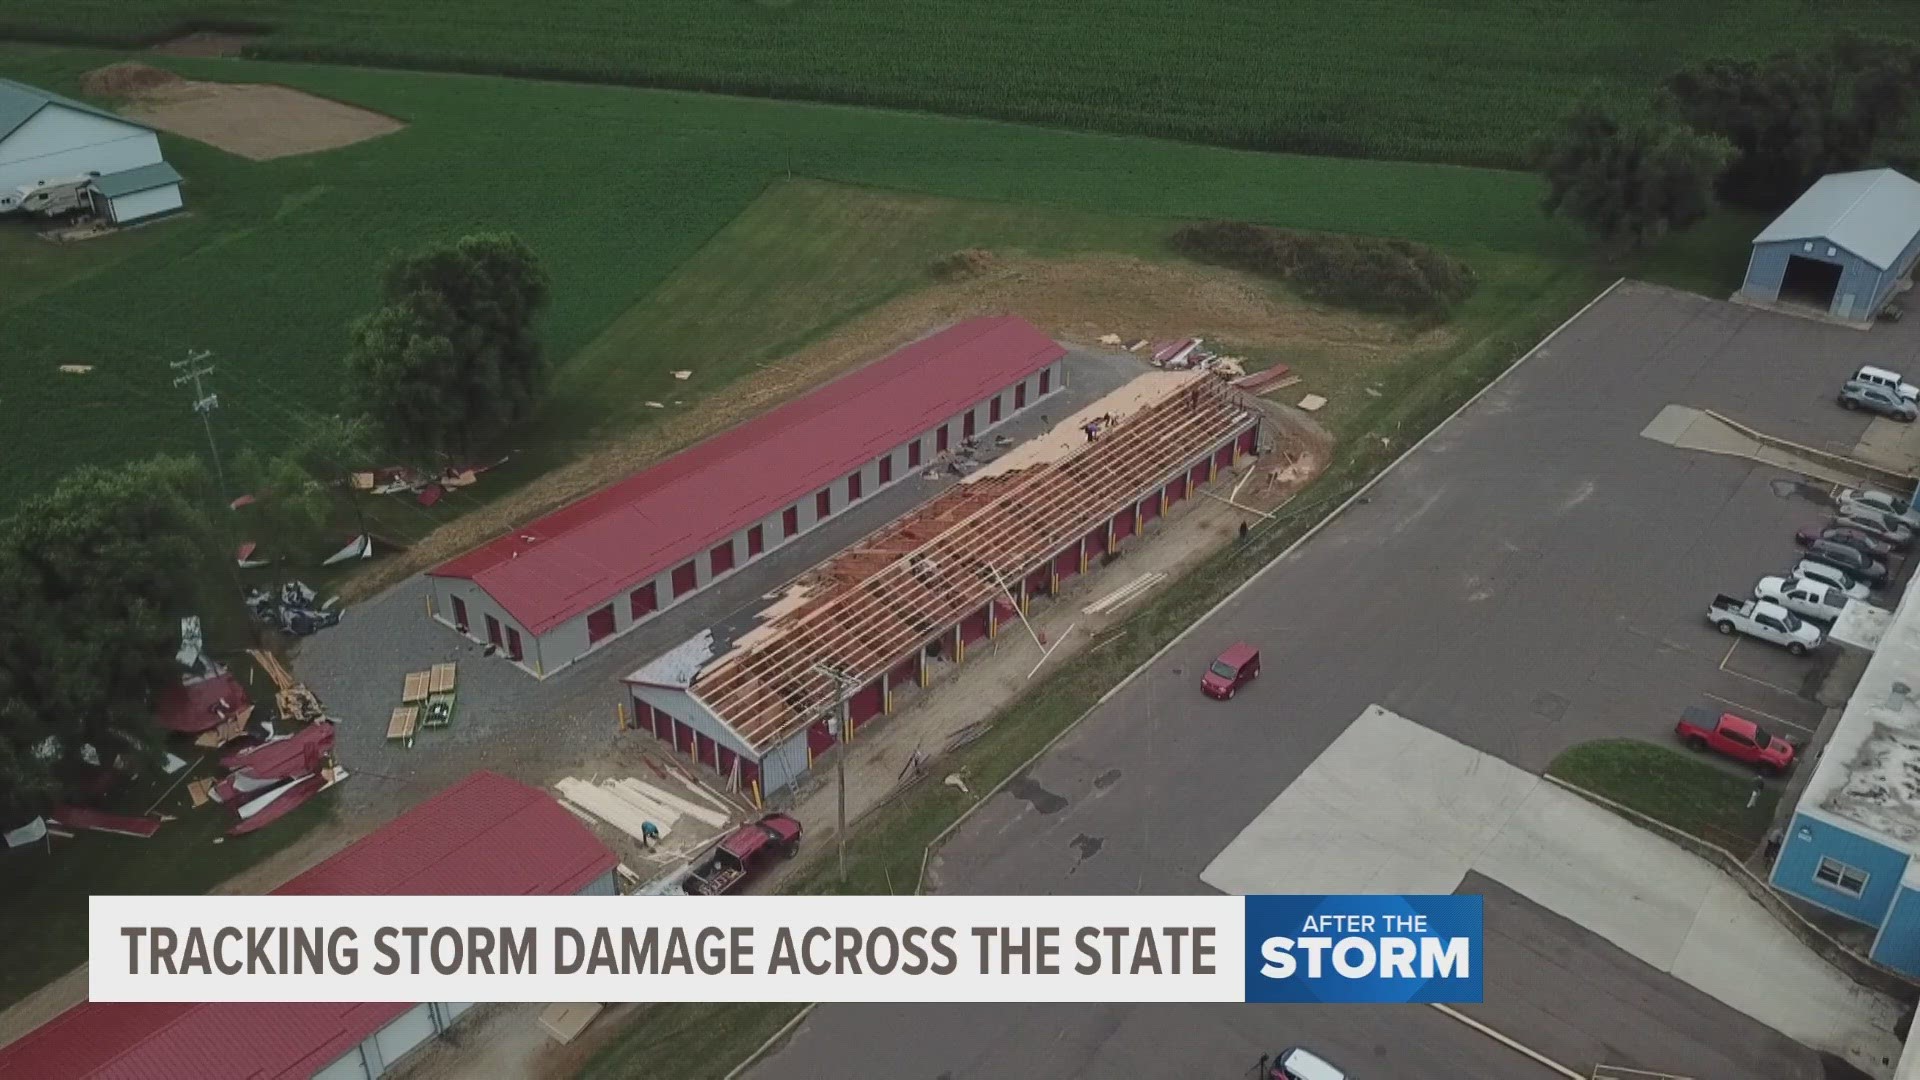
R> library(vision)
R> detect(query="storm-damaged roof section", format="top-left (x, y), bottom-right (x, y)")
top-left (626, 629), bottom-right (717, 689)
top-left (659, 369), bottom-right (1257, 754)
top-left (1804, 582), bottom-right (1920, 849)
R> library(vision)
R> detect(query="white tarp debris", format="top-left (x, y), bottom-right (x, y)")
top-left (236, 773), bottom-right (316, 820)
top-left (1298, 394), bottom-right (1328, 412)
top-left (161, 753), bottom-right (188, 775)
top-left (672, 370), bottom-right (692, 380)
top-left (321, 533), bottom-right (373, 567)
top-left (176, 616), bottom-right (204, 669)
top-left (30, 736), bottom-right (57, 763)
top-left (4, 816), bottom-right (47, 849)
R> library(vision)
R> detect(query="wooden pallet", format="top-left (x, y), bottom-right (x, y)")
top-left (428, 662), bottom-right (457, 694)
top-left (386, 705), bottom-right (419, 746)
top-left (401, 671), bottom-right (431, 704)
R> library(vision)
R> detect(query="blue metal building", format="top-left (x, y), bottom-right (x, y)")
top-left (1741, 168), bottom-right (1920, 324)
top-left (1772, 583), bottom-right (1920, 975)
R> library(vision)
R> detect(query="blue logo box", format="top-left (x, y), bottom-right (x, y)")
top-left (1243, 894), bottom-right (1483, 1003)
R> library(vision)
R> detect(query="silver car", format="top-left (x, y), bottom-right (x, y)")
top-left (1837, 504), bottom-right (1915, 546)
top-left (1839, 487), bottom-right (1920, 529)
top-left (1839, 380), bottom-right (1918, 421)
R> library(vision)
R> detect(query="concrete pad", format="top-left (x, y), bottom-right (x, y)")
top-left (1642, 404), bottom-right (1865, 487)
top-left (1639, 403), bottom-right (1701, 446)
top-left (1205, 705), bottom-right (1904, 1073)
top-left (1672, 876), bottom-right (1903, 1067)
top-left (1201, 705), bottom-right (1539, 895)
top-left (1474, 782), bottom-right (1715, 970)
top-left (1855, 415), bottom-right (1920, 475)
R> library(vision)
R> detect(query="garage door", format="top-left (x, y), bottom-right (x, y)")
top-left (1113, 506), bottom-right (1135, 543)
top-left (1055, 546), bottom-right (1080, 580)
top-left (1167, 475), bottom-right (1188, 504)
top-left (849, 682), bottom-right (884, 727)
top-left (1140, 492), bottom-right (1161, 523)
top-left (961, 609), bottom-right (991, 644)
top-left (586, 605), bottom-right (615, 644)
top-left (1084, 526), bottom-right (1108, 560)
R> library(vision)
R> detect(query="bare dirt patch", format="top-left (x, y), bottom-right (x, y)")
top-left (341, 254), bottom-right (1407, 601)
top-left (148, 31), bottom-right (263, 58)
top-left (85, 64), bottom-right (403, 160)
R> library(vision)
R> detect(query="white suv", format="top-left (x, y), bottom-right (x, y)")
top-left (1852, 365), bottom-right (1919, 403)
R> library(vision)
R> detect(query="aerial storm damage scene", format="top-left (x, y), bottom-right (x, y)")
top-left (26, 5), bottom-right (1920, 1080)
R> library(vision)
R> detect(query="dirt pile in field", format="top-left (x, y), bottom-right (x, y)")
top-left (932, 248), bottom-right (997, 279)
top-left (80, 63), bottom-right (182, 98)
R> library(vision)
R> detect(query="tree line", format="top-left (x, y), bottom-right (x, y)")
top-left (0, 233), bottom-right (550, 816)
top-left (1536, 34), bottom-right (1920, 251)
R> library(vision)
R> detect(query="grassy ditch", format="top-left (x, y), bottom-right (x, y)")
top-left (1548, 738), bottom-right (1780, 852)
top-left (577, 267), bottom-right (1604, 1078)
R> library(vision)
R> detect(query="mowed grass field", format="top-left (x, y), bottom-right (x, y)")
top-left (0, 44), bottom-right (1628, 514)
top-left (5, 1), bottom-right (1910, 168)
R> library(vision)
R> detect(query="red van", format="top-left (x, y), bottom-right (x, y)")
top-left (1201, 643), bottom-right (1260, 699)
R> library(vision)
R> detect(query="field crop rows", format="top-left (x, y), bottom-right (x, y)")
top-left (4, 0), bottom-right (1908, 170)
top-left (0, 45), bottom-right (1593, 507)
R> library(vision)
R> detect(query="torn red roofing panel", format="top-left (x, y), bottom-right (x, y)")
top-left (0, 772), bottom-right (614, 1080)
top-left (429, 316), bottom-right (1066, 634)
top-left (154, 673), bottom-right (248, 734)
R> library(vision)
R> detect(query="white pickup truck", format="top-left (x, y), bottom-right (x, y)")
top-left (1754, 575), bottom-right (1849, 623)
top-left (1708, 594), bottom-right (1823, 655)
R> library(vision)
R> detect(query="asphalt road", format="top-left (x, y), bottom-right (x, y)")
top-left (750, 283), bottom-right (1910, 1079)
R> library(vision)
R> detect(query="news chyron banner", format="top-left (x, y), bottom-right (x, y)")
top-left (91, 894), bottom-right (1481, 1004)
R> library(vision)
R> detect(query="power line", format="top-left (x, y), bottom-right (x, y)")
top-left (169, 350), bottom-right (227, 499)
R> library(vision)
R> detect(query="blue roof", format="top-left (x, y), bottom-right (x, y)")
top-left (0, 77), bottom-right (147, 142)
top-left (1754, 169), bottom-right (1920, 271)
top-left (92, 161), bottom-right (182, 198)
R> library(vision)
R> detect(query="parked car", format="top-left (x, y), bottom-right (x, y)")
top-left (1755, 574), bottom-right (1850, 622)
top-left (1852, 364), bottom-right (1919, 403)
top-left (1201, 643), bottom-right (1260, 700)
top-left (1835, 505), bottom-right (1914, 547)
top-left (1839, 487), bottom-right (1920, 529)
top-left (1796, 523), bottom-right (1894, 559)
top-left (1802, 540), bottom-right (1890, 586)
top-left (1674, 706), bottom-right (1795, 775)
top-left (1838, 380), bottom-right (1918, 420)
top-left (1791, 558), bottom-right (1871, 599)
top-left (1268, 1047), bottom-right (1347, 1080)
top-left (1707, 594), bottom-right (1823, 654)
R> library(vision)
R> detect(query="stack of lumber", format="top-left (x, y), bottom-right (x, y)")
top-left (401, 671), bottom-right (431, 704)
top-left (555, 776), bottom-right (736, 847)
top-left (1083, 573), bottom-right (1167, 616)
top-left (250, 647), bottom-right (327, 724)
top-left (193, 708), bottom-right (252, 748)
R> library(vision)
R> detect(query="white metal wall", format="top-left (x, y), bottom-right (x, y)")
top-left (437, 361), bottom-right (1065, 678)
top-left (105, 182), bottom-right (182, 224)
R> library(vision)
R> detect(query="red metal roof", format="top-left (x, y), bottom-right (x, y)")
top-left (154, 674), bottom-right (248, 734)
top-left (0, 772), bottom-right (614, 1080)
top-left (430, 316), bottom-right (1066, 634)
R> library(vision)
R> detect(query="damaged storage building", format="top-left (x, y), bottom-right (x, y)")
top-left (426, 317), bottom-right (1067, 677)
top-left (0, 772), bottom-right (615, 1080)
top-left (1771, 581), bottom-right (1920, 977)
top-left (625, 370), bottom-right (1260, 805)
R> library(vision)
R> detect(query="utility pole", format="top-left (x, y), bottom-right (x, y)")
top-left (171, 350), bottom-right (226, 498)
top-left (812, 661), bottom-right (862, 886)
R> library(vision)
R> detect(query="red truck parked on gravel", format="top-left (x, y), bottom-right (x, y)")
top-left (1674, 706), bottom-right (1795, 775)
top-left (682, 813), bottom-right (803, 896)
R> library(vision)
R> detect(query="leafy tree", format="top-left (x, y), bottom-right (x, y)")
top-left (0, 456), bottom-right (213, 812)
top-left (1661, 36), bottom-right (1920, 209)
top-left (1536, 101), bottom-right (1733, 252)
top-left (344, 233), bottom-right (551, 455)
top-left (233, 449), bottom-right (336, 563)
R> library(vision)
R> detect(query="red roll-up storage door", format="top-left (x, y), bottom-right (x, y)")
top-left (674, 719), bottom-right (695, 757)
top-left (808, 719), bottom-right (837, 758)
top-left (888, 655), bottom-right (919, 690)
top-left (1084, 527), bottom-right (1108, 560)
top-left (1026, 565), bottom-right (1052, 597)
top-left (1191, 462), bottom-right (1209, 489)
top-left (740, 759), bottom-right (762, 803)
top-left (961, 609), bottom-right (991, 643)
top-left (1140, 493), bottom-right (1160, 523)
top-left (586, 605), bottom-right (615, 644)
top-left (697, 733), bottom-right (718, 769)
top-left (1167, 475), bottom-right (1187, 504)
top-left (718, 746), bottom-right (738, 785)
top-left (1238, 428), bottom-right (1258, 456)
top-left (1055, 546), bottom-right (1080, 581)
top-left (1215, 445), bottom-right (1234, 472)
top-left (849, 682), bottom-right (884, 727)
top-left (1113, 506), bottom-right (1135, 542)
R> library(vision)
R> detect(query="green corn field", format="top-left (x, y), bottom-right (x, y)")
top-left (5, 0), bottom-right (1911, 169)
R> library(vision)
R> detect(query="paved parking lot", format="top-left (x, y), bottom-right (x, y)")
top-left (751, 282), bottom-right (1918, 1079)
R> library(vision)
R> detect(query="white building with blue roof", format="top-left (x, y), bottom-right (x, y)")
top-left (1741, 168), bottom-right (1920, 324)
top-left (0, 76), bottom-right (181, 224)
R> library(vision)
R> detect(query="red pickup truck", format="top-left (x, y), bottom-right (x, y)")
top-left (1674, 706), bottom-right (1795, 775)
top-left (682, 813), bottom-right (802, 896)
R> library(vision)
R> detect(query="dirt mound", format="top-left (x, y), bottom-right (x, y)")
top-left (932, 248), bottom-right (996, 279)
top-left (81, 63), bottom-right (182, 98)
